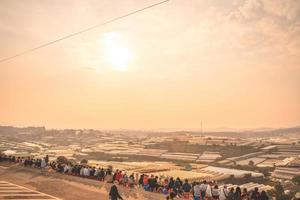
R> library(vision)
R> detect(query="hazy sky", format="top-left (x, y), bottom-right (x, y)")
top-left (0, 0), bottom-right (299, 130)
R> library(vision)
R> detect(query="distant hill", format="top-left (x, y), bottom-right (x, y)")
top-left (0, 125), bottom-right (299, 138)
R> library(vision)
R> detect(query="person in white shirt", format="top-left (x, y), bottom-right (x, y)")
top-left (80, 166), bottom-right (84, 176)
top-left (193, 182), bottom-right (201, 200)
top-left (41, 158), bottom-right (47, 168)
top-left (206, 182), bottom-right (213, 198)
top-left (94, 168), bottom-right (99, 177)
top-left (219, 185), bottom-right (229, 200)
top-left (212, 185), bottom-right (221, 200)
top-left (83, 167), bottom-right (90, 176)
top-left (135, 173), bottom-right (139, 185)
top-left (200, 180), bottom-right (208, 199)
top-left (63, 164), bottom-right (68, 173)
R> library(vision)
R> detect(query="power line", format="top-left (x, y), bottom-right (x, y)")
top-left (0, 0), bottom-right (170, 64)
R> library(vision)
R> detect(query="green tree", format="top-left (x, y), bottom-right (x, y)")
top-left (68, 159), bottom-right (77, 165)
top-left (56, 156), bottom-right (68, 164)
top-left (80, 159), bottom-right (88, 164)
top-left (183, 163), bottom-right (192, 171)
top-left (269, 184), bottom-right (290, 200)
top-left (248, 160), bottom-right (255, 166)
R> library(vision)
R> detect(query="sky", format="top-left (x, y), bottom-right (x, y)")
top-left (0, 0), bottom-right (299, 131)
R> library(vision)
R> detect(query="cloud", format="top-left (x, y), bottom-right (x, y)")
top-left (222, 0), bottom-right (300, 68)
top-left (239, 0), bottom-right (264, 20)
top-left (262, 0), bottom-right (300, 21)
top-left (229, 0), bottom-right (300, 21)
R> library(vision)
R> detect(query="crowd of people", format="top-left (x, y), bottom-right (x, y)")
top-left (1, 154), bottom-right (272, 200)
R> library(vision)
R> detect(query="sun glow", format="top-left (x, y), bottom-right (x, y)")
top-left (103, 32), bottom-right (133, 71)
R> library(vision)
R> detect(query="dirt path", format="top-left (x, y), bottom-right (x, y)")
top-left (0, 163), bottom-right (165, 200)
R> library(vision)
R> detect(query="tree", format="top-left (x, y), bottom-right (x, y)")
top-left (56, 156), bottom-right (68, 164)
top-left (248, 160), bottom-right (255, 166)
top-left (68, 159), bottom-right (77, 165)
top-left (183, 163), bottom-right (192, 171)
top-left (80, 159), bottom-right (88, 164)
top-left (269, 183), bottom-right (291, 200)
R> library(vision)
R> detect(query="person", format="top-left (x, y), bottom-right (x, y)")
top-left (122, 173), bottom-right (128, 186)
top-left (234, 187), bottom-right (242, 200)
top-left (205, 182), bottom-right (213, 199)
top-left (149, 175), bottom-right (156, 191)
top-left (241, 188), bottom-right (249, 200)
top-left (219, 185), bottom-right (229, 200)
top-left (83, 166), bottom-right (90, 176)
top-left (45, 155), bottom-right (49, 165)
top-left (128, 173), bottom-right (135, 188)
top-left (90, 167), bottom-right (96, 177)
top-left (212, 185), bottom-right (220, 200)
top-left (193, 182), bottom-right (201, 200)
top-left (250, 187), bottom-right (260, 200)
top-left (117, 170), bottom-right (123, 182)
top-left (157, 177), bottom-right (163, 192)
top-left (182, 179), bottom-right (191, 199)
top-left (99, 168), bottom-right (105, 181)
top-left (41, 158), bottom-right (47, 168)
top-left (175, 177), bottom-right (182, 190)
top-left (143, 175), bottom-right (150, 191)
top-left (109, 182), bottom-right (123, 200)
top-left (138, 174), bottom-right (144, 188)
top-left (228, 187), bottom-right (235, 200)
top-left (80, 166), bottom-right (84, 176)
top-left (168, 177), bottom-right (175, 190)
top-left (292, 192), bottom-right (300, 200)
top-left (105, 170), bottom-right (113, 183)
top-left (260, 191), bottom-right (269, 200)
top-left (135, 173), bottom-right (139, 185)
top-left (63, 164), bottom-right (69, 173)
top-left (166, 191), bottom-right (176, 200)
top-left (199, 180), bottom-right (208, 199)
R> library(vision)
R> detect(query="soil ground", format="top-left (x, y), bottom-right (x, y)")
top-left (0, 162), bottom-right (165, 200)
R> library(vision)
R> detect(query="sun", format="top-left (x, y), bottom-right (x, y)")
top-left (102, 32), bottom-right (133, 71)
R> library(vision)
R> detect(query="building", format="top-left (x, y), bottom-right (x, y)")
top-left (272, 167), bottom-right (300, 180)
